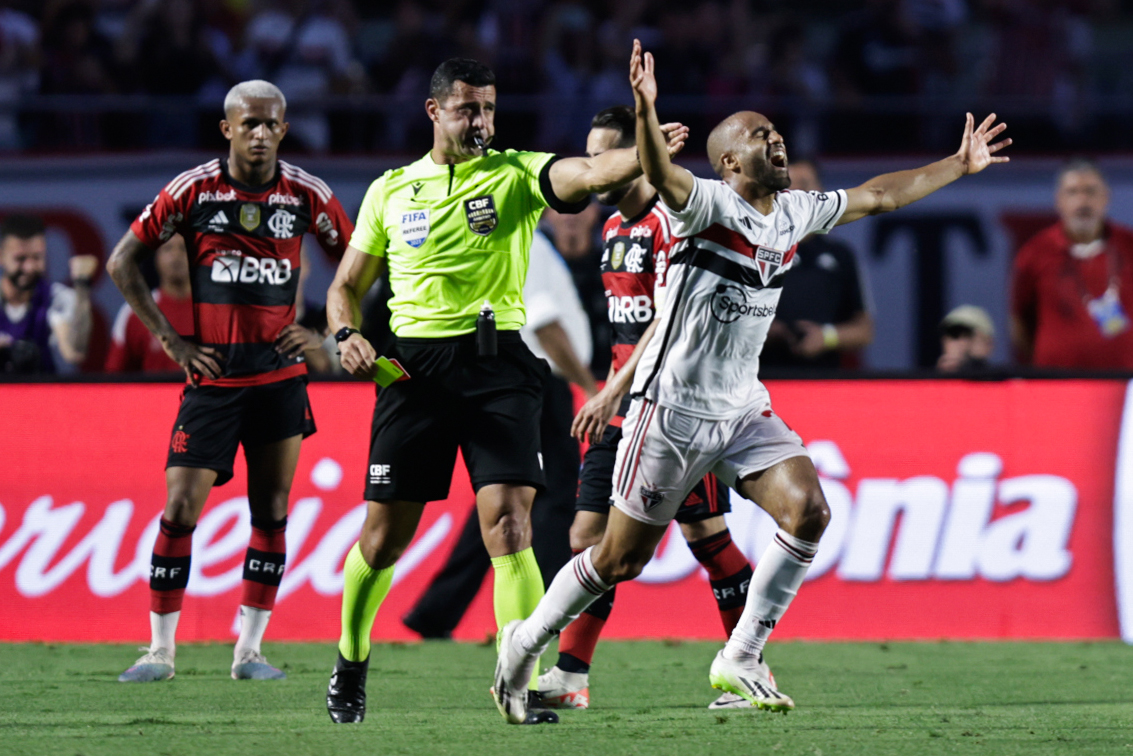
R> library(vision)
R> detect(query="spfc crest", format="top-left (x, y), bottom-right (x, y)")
top-left (239, 203), bottom-right (261, 231)
top-left (611, 241), bottom-right (625, 270)
top-left (400, 209), bottom-right (430, 248)
top-left (464, 195), bottom-right (498, 236)
top-left (640, 486), bottom-right (664, 512)
top-left (755, 245), bottom-right (785, 286)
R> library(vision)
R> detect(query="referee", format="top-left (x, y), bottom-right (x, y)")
top-left (324, 57), bottom-right (687, 725)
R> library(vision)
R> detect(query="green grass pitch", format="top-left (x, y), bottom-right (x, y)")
top-left (0, 641), bottom-right (1131, 756)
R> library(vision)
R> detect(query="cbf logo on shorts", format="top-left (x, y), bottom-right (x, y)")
top-left (400, 210), bottom-right (429, 248)
top-left (464, 195), bottom-right (498, 236)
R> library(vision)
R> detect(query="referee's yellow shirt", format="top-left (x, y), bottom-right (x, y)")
top-left (351, 149), bottom-right (587, 338)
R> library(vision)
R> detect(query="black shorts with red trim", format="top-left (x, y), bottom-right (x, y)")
top-left (364, 331), bottom-right (547, 503)
top-left (575, 406), bottom-right (731, 524)
top-left (165, 376), bottom-right (316, 486)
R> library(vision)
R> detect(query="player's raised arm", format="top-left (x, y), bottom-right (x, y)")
top-left (630, 39), bottom-right (694, 212)
top-left (326, 243), bottom-right (386, 379)
top-left (837, 112), bottom-right (1011, 225)
top-left (547, 126), bottom-right (688, 204)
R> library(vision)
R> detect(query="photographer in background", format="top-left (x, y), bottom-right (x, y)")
top-left (937, 305), bottom-right (995, 373)
top-left (0, 214), bottom-right (96, 373)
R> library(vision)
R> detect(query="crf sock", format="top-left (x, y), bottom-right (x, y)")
top-left (687, 529), bottom-right (753, 636)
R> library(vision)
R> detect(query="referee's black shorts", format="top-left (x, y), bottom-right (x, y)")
top-left (575, 399), bottom-right (731, 524)
top-left (364, 331), bottom-right (548, 503)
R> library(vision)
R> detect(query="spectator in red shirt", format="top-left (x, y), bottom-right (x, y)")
top-left (1011, 160), bottom-right (1133, 370)
top-left (106, 234), bottom-right (193, 374)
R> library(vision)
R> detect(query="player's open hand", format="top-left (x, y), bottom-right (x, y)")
top-left (571, 385), bottom-right (623, 444)
top-left (275, 323), bottom-right (324, 359)
top-left (164, 335), bottom-right (223, 387)
top-left (339, 332), bottom-right (378, 380)
top-left (629, 39), bottom-right (658, 108)
top-left (659, 122), bottom-right (689, 158)
top-left (956, 113), bottom-right (1011, 175)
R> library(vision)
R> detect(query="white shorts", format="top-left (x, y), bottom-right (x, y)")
top-left (612, 397), bottom-right (809, 526)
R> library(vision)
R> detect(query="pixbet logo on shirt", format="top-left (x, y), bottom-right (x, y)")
top-left (210, 252), bottom-right (293, 285)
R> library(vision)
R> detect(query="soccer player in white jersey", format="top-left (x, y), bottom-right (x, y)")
top-left (493, 40), bottom-right (1011, 723)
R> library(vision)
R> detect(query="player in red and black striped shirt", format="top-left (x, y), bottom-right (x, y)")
top-left (106, 80), bottom-right (353, 684)
top-left (536, 107), bottom-right (754, 711)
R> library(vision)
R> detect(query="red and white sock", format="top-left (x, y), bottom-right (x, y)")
top-left (687, 529), bottom-right (752, 636)
top-left (149, 518), bottom-right (194, 651)
top-left (236, 517), bottom-right (286, 655)
top-left (555, 550), bottom-right (616, 673)
top-left (724, 530), bottom-right (818, 661)
top-left (516, 547), bottom-right (611, 655)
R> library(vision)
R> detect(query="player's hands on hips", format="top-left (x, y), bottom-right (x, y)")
top-left (956, 113), bottom-right (1011, 175)
top-left (572, 385), bottom-right (623, 444)
top-left (275, 323), bottom-right (324, 359)
top-left (659, 122), bottom-right (689, 158)
top-left (339, 332), bottom-right (378, 380)
top-left (629, 39), bottom-right (657, 109)
top-left (164, 334), bottom-right (224, 387)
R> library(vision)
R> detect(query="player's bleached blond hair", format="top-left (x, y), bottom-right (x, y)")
top-left (224, 80), bottom-right (286, 117)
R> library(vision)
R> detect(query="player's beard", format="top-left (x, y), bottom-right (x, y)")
top-left (754, 158), bottom-right (791, 192)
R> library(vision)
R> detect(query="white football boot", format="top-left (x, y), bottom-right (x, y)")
top-left (493, 620), bottom-right (537, 724)
top-left (537, 666), bottom-right (590, 709)
top-left (708, 650), bottom-right (794, 712)
top-left (118, 647), bottom-right (175, 683)
top-left (708, 691), bottom-right (754, 709)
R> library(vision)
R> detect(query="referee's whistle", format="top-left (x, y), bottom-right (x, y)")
top-left (477, 300), bottom-right (497, 357)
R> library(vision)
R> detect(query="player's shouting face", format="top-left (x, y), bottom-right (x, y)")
top-left (427, 80), bottom-right (496, 161)
top-left (709, 112), bottom-right (791, 192)
top-left (221, 97), bottom-right (288, 168)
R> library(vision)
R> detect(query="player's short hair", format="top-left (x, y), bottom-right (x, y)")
top-left (1056, 157), bottom-right (1106, 188)
top-left (224, 80), bottom-right (287, 117)
top-left (430, 58), bottom-right (496, 102)
top-left (590, 106), bottom-right (636, 149)
top-left (0, 214), bottom-right (46, 243)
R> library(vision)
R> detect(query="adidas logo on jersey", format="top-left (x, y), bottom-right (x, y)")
top-left (208, 210), bottom-right (230, 230)
top-left (210, 253), bottom-right (293, 285)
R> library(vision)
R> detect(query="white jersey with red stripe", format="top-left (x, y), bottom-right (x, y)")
top-left (630, 177), bottom-right (847, 419)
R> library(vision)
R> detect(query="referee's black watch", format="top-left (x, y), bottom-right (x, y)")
top-left (334, 327), bottom-right (361, 344)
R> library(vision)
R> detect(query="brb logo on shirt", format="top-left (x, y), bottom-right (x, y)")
top-left (710, 284), bottom-right (775, 324)
top-left (211, 252), bottom-right (293, 285)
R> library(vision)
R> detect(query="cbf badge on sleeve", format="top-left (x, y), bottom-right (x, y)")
top-left (400, 209), bottom-right (430, 248)
top-left (1086, 286), bottom-right (1131, 338)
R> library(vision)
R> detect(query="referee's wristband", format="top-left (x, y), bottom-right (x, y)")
top-left (822, 323), bottom-right (840, 350)
top-left (334, 327), bottom-right (361, 344)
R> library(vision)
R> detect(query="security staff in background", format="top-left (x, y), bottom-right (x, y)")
top-left (402, 228), bottom-right (598, 638)
top-left (324, 56), bottom-right (687, 725)
top-left (760, 159), bottom-right (875, 370)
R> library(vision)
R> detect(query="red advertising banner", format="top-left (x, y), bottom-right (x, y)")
top-left (1, 380), bottom-right (1129, 643)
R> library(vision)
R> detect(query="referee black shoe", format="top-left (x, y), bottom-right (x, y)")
top-left (327, 652), bottom-right (369, 723)
top-left (524, 692), bottom-right (559, 725)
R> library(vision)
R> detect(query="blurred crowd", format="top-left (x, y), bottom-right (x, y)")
top-left (1, 0), bottom-right (1133, 153)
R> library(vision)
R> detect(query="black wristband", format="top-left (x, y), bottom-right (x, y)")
top-left (334, 327), bottom-right (361, 344)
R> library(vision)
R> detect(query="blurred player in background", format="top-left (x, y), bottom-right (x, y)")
top-left (106, 80), bottom-right (353, 683)
top-left (537, 105), bottom-right (754, 712)
top-left (323, 55), bottom-right (686, 725)
top-left (495, 40), bottom-right (1011, 723)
